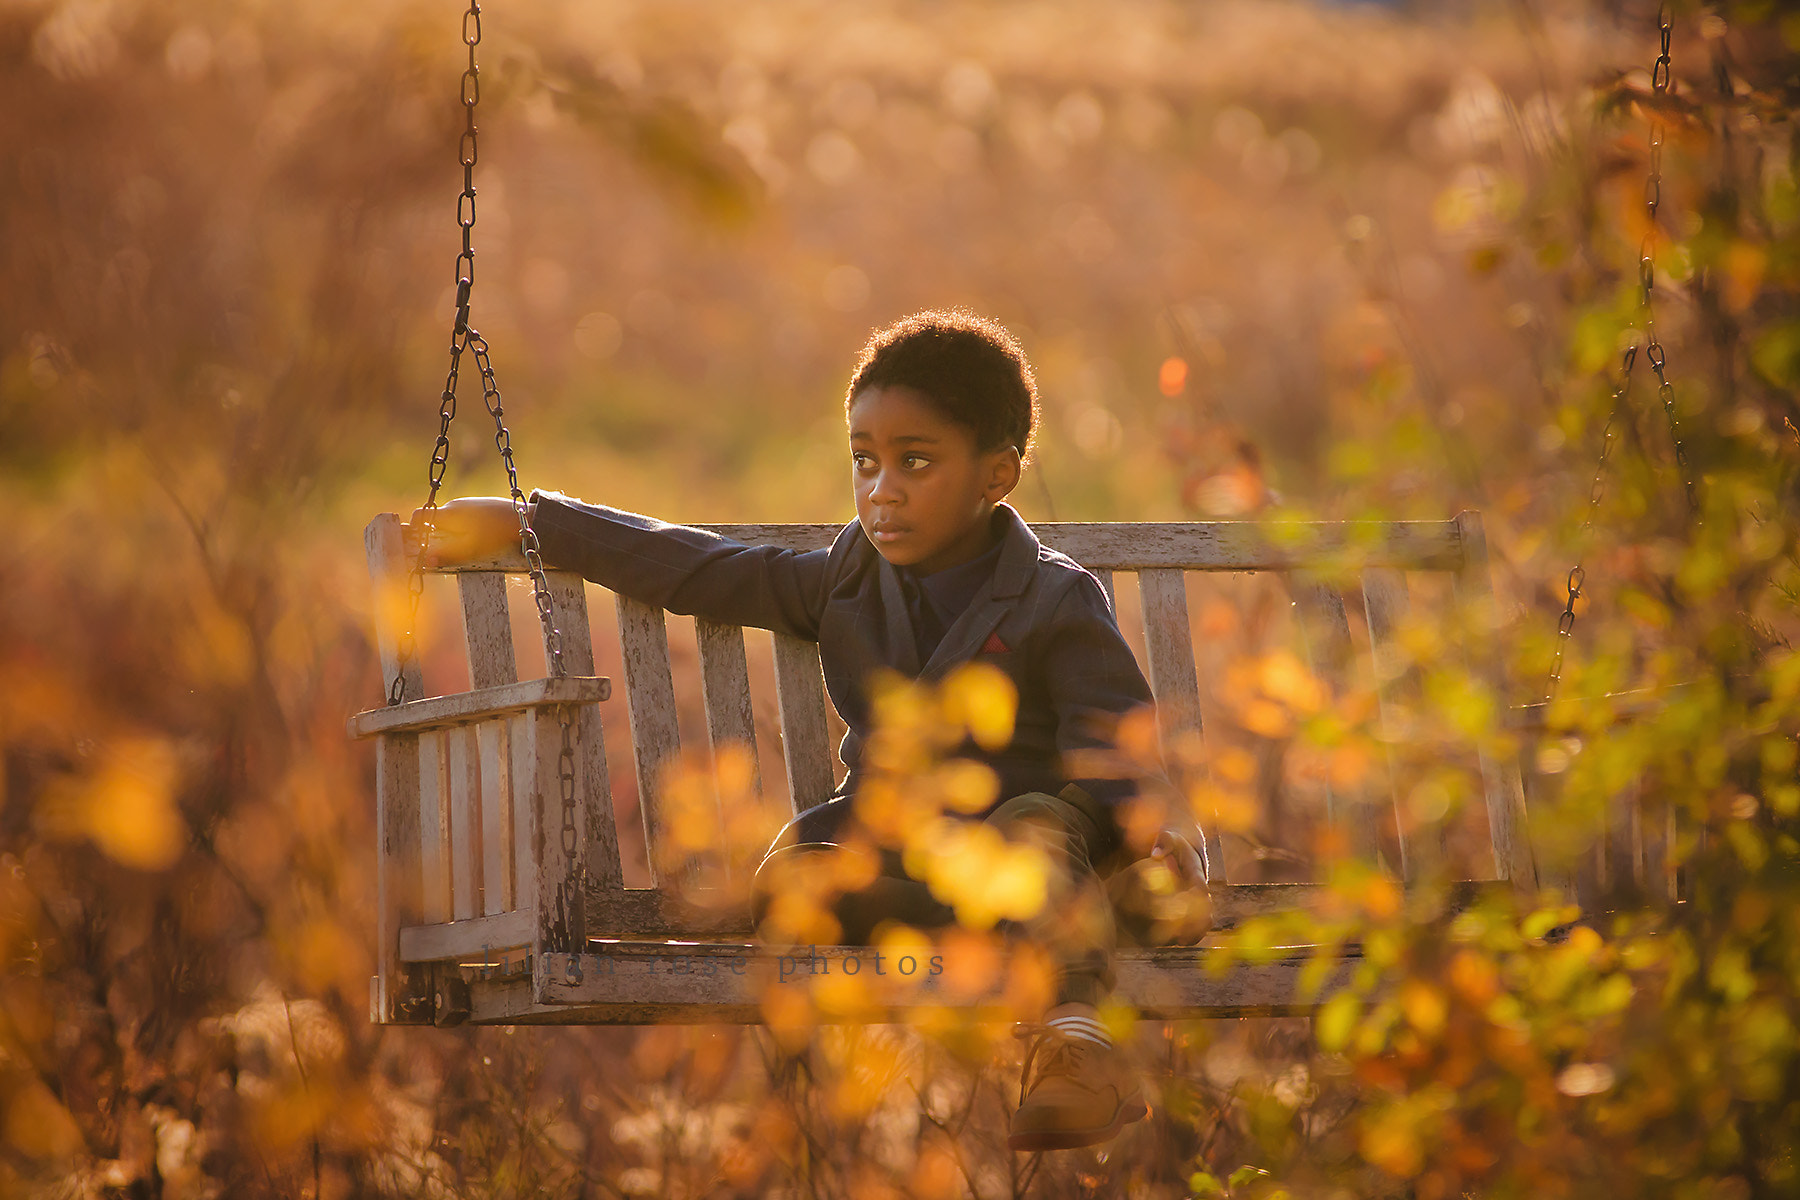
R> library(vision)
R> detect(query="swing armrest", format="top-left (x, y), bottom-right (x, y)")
top-left (348, 676), bottom-right (610, 739)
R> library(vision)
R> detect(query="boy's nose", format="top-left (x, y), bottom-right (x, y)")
top-left (868, 470), bottom-right (904, 505)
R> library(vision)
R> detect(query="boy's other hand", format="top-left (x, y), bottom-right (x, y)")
top-left (409, 496), bottom-right (533, 568)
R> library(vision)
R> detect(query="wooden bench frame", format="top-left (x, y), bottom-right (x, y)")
top-left (353, 510), bottom-right (1531, 1025)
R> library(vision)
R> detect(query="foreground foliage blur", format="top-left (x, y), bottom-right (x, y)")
top-left (3, 0), bottom-right (1798, 1196)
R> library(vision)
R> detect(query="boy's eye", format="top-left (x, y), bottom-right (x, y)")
top-left (852, 453), bottom-right (874, 470)
top-left (903, 454), bottom-right (930, 469)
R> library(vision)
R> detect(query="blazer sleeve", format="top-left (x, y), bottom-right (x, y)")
top-left (1036, 572), bottom-right (1158, 811)
top-left (529, 491), bottom-right (833, 640)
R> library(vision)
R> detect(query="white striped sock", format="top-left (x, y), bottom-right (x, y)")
top-left (1047, 1014), bottom-right (1112, 1048)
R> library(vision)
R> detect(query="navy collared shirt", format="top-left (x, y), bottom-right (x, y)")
top-left (530, 494), bottom-right (1156, 846)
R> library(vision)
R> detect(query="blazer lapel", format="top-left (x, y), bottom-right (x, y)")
top-left (919, 504), bottom-right (1039, 678)
top-left (875, 554), bottom-right (922, 677)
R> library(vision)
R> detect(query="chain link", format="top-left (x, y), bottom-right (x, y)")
top-left (1545, 5), bottom-right (1690, 702)
top-left (388, 1), bottom-right (486, 706)
top-left (1546, 345), bottom-right (1636, 701)
top-left (1640, 7), bottom-right (1699, 517)
top-left (384, 2), bottom-right (584, 925)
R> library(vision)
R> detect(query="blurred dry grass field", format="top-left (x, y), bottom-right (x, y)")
top-left (4, 0), bottom-right (1799, 1195)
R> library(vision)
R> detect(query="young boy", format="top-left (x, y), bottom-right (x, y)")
top-left (422, 310), bottom-right (1180, 1151)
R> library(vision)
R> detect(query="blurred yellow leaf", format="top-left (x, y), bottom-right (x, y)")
top-left (966, 845), bottom-right (1050, 929)
top-left (908, 820), bottom-right (1049, 929)
top-left (1316, 992), bottom-right (1360, 1051)
top-left (1115, 706), bottom-right (1161, 760)
top-left (868, 672), bottom-right (934, 749)
top-left (1448, 950), bottom-right (1498, 1004)
top-left (876, 923), bottom-right (933, 965)
top-left (1361, 875), bottom-right (1402, 920)
top-left (1214, 745), bottom-right (1257, 784)
top-left (762, 891), bottom-right (841, 945)
top-left (1194, 782), bottom-right (1257, 835)
top-left (1329, 742), bottom-right (1374, 788)
top-left (760, 983), bottom-right (815, 1052)
top-left (1723, 241), bottom-right (1768, 313)
top-left (1241, 699), bottom-right (1294, 739)
top-left (1000, 943), bottom-right (1058, 1019)
top-left (941, 662), bottom-right (1017, 751)
top-left (852, 778), bottom-right (909, 838)
top-left (1097, 999), bottom-right (1138, 1043)
top-left (714, 742), bottom-right (758, 798)
top-left (812, 969), bottom-right (876, 1021)
top-left (934, 760), bottom-right (999, 814)
top-left (936, 927), bottom-right (1003, 1000)
top-left (829, 840), bottom-right (882, 892)
top-left (1361, 1103), bottom-right (1424, 1177)
top-left (1400, 979), bottom-right (1448, 1038)
top-left (38, 735), bottom-right (185, 870)
top-left (1259, 650), bottom-right (1325, 712)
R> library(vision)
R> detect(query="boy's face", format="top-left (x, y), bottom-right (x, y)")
top-left (848, 384), bottom-right (1021, 575)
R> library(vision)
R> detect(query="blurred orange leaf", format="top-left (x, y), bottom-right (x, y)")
top-left (37, 735), bottom-right (186, 870)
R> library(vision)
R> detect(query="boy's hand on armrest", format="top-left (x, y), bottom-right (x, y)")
top-left (409, 496), bottom-right (536, 568)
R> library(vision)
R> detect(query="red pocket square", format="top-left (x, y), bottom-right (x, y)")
top-left (981, 631), bottom-right (1009, 655)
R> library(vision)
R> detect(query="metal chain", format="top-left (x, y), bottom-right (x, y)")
top-left (1639, 8), bottom-right (1699, 517)
top-left (1545, 5), bottom-right (1687, 703)
top-left (387, 2), bottom-right (485, 707)
top-left (384, 2), bottom-right (583, 916)
top-left (1547, 345), bottom-right (1638, 701)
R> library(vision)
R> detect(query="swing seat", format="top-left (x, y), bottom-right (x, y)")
top-left (353, 510), bottom-right (1535, 1026)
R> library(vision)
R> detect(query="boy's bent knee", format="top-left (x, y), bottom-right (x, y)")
top-left (986, 789), bottom-right (1108, 864)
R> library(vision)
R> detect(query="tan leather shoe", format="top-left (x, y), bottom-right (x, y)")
top-left (1008, 1028), bottom-right (1149, 1152)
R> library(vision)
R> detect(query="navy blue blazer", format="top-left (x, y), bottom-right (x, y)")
top-left (530, 494), bottom-right (1154, 846)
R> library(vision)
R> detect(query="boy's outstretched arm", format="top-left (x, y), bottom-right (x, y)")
top-left (408, 494), bottom-right (832, 640)
top-left (526, 492), bottom-right (833, 641)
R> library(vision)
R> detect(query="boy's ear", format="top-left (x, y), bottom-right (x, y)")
top-left (984, 445), bottom-right (1022, 501)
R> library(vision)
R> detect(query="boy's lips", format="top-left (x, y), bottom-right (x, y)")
top-left (871, 525), bottom-right (910, 543)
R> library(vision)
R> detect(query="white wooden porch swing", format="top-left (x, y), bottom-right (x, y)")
top-left (351, 4), bottom-right (1684, 1028)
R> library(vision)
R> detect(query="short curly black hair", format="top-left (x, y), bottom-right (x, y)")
top-left (844, 310), bottom-right (1038, 457)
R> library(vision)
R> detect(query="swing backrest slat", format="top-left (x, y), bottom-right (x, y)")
top-left (696, 620), bottom-right (761, 787)
top-left (446, 727), bottom-right (484, 920)
top-left (474, 722), bottom-right (511, 915)
top-left (1360, 565), bottom-right (1440, 880)
top-left (1291, 573), bottom-right (1385, 868)
top-left (1135, 568), bottom-right (1219, 876)
top-left (1451, 511), bottom-right (1536, 889)
top-left (1138, 568), bottom-right (1202, 748)
top-left (458, 573), bottom-right (517, 688)
top-left (771, 632), bottom-right (835, 818)
top-left (616, 596), bottom-right (681, 887)
top-left (418, 729), bottom-right (452, 924)
top-left (506, 713), bottom-right (537, 915)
